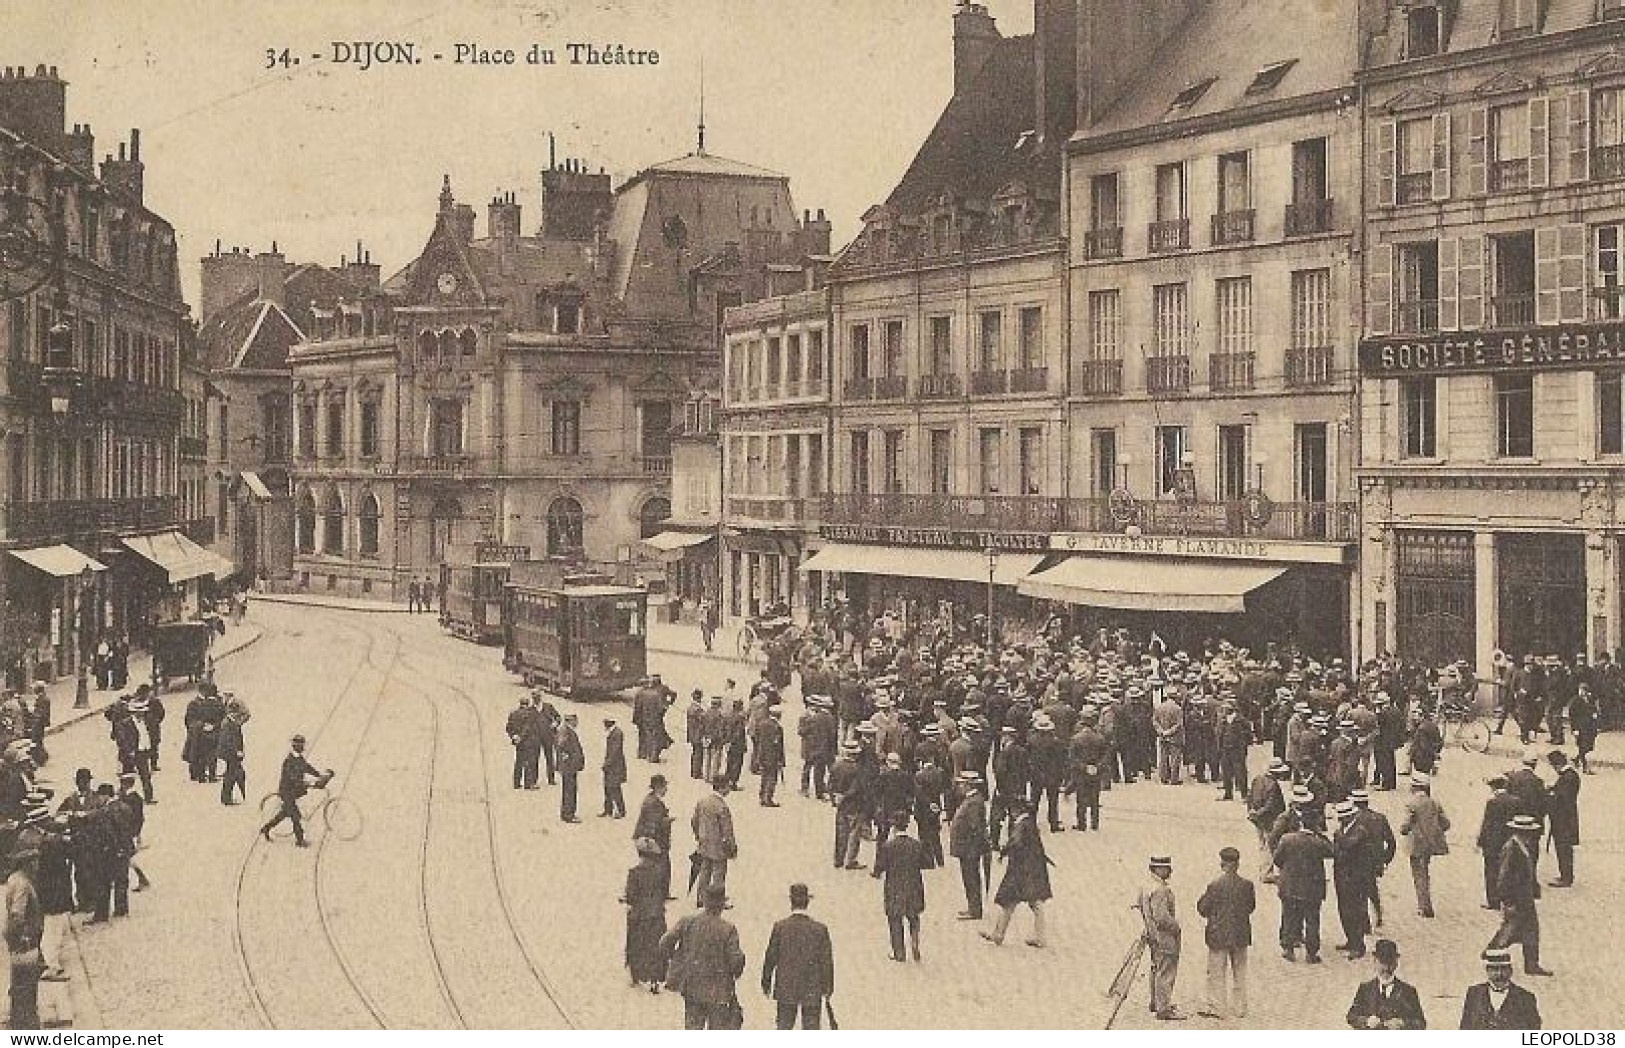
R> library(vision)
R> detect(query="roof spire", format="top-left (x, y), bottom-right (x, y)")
top-left (696, 56), bottom-right (707, 155)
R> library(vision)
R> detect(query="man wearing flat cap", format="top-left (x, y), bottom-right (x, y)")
top-left (1460, 948), bottom-right (1541, 1029)
top-left (1344, 939), bottom-right (1425, 1029)
top-left (761, 883), bottom-right (834, 1028)
top-left (1195, 847), bottom-right (1254, 1020)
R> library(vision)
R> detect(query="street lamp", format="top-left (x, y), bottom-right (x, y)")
top-left (73, 563), bottom-right (94, 706)
top-left (984, 543), bottom-right (1000, 650)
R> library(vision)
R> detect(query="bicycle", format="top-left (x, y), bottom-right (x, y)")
top-left (1438, 700), bottom-right (1492, 754)
top-left (259, 773), bottom-right (364, 843)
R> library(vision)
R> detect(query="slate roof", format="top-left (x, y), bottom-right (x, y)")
top-left (197, 294), bottom-right (305, 372)
top-left (1083, 0), bottom-right (1357, 141)
top-left (636, 152), bottom-right (786, 181)
top-left (884, 33), bottom-right (1044, 216)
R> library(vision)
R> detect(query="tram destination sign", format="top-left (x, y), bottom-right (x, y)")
top-left (819, 524), bottom-right (1048, 552)
top-left (1361, 321), bottom-right (1625, 377)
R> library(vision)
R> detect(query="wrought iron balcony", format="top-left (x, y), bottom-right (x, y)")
top-left (822, 492), bottom-right (1065, 533)
top-left (1397, 299), bottom-right (1440, 333)
top-left (726, 495), bottom-right (811, 524)
top-left (970, 370), bottom-right (1008, 396)
top-left (1009, 367), bottom-right (1049, 394)
top-left (1396, 172), bottom-right (1432, 204)
top-left (1491, 294), bottom-right (1536, 326)
top-left (1065, 497), bottom-right (1356, 542)
top-left (1284, 198), bottom-right (1334, 236)
top-left (872, 375), bottom-right (908, 400)
top-left (916, 373), bottom-right (962, 400)
top-left (1211, 209), bottom-right (1256, 246)
top-left (1148, 218), bottom-right (1190, 252)
top-left (90, 377), bottom-right (183, 419)
top-left (842, 377), bottom-right (875, 401)
top-left (1076, 359), bottom-right (1123, 396)
top-left (1594, 144), bottom-right (1625, 181)
top-left (1084, 226), bottom-right (1123, 260)
top-left (1207, 352), bottom-right (1255, 392)
top-left (5, 495), bottom-right (180, 541)
top-left (1146, 354), bottom-right (1192, 395)
top-left (1490, 157), bottom-right (1530, 192)
top-left (1285, 345), bottom-right (1335, 387)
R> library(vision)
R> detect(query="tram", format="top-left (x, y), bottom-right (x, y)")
top-left (439, 543), bottom-right (529, 644)
top-left (502, 560), bottom-right (648, 697)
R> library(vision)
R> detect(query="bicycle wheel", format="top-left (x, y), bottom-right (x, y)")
top-left (258, 793), bottom-right (294, 838)
top-left (322, 795), bottom-right (364, 842)
top-left (1459, 718), bottom-right (1492, 755)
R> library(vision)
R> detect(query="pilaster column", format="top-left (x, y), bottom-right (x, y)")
top-left (1475, 530), bottom-right (1497, 677)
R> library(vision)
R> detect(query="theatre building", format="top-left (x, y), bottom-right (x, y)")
top-left (1356, 0), bottom-right (1625, 668)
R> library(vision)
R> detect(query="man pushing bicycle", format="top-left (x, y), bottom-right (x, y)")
top-left (259, 734), bottom-right (332, 847)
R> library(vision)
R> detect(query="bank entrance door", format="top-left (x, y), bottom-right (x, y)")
top-left (1395, 530), bottom-right (1476, 668)
top-left (1497, 533), bottom-right (1585, 659)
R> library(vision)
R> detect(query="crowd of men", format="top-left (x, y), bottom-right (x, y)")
top-left (579, 602), bottom-right (1595, 1029)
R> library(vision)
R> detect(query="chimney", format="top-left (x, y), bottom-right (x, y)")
top-left (1034, 0), bottom-right (1079, 149)
top-left (255, 243), bottom-right (287, 308)
top-left (342, 239), bottom-right (381, 291)
top-left (64, 122), bottom-right (94, 172)
top-left (452, 203), bottom-right (476, 244)
top-left (953, 2), bottom-right (1001, 98)
top-left (488, 190), bottom-right (522, 241)
top-left (99, 128), bottom-right (145, 204)
top-left (198, 242), bottom-right (261, 323)
top-left (800, 207), bottom-right (833, 256)
top-left (0, 64), bottom-right (67, 154)
top-left (539, 152), bottom-right (614, 241)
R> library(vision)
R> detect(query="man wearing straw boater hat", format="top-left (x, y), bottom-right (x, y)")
top-left (1137, 854), bottom-right (1184, 1021)
top-left (1460, 948), bottom-right (1542, 1029)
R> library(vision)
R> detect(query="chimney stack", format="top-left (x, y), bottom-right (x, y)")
top-left (1034, 0), bottom-right (1079, 149)
top-left (255, 243), bottom-right (287, 308)
top-left (489, 190), bottom-right (522, 241)
top-left (0, 64), bottom-right (67, 154)
top-left (953, 2), bottom-right (1001, 98)
top-left (100, 128), bottom-right (145, 204)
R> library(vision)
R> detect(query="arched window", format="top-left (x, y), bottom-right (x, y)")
top-left (295, 489), bottom-right (316, 554)
top-left (437, 330), bottom-right (458, 365)
top-left (430, 496), bottom-right (461, 562)
top-left (546, 496), bottom-right (584, 559)
top-left (359, 492), bottom-right (381, 556)
top-left (417, 329), bottom-right (436, 363)
top-left (638, 496), bottom-right (670, 539)
top-left (321, 485), bottom-right (345, 555)
top-left (459, 328), bottom-right (477, 357)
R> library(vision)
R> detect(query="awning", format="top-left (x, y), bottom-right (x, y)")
top-left (121, 531), bottom-right (219, 584)
top-left (1016, 555), bottom-right (1286, 614)
top-left (642, 530), bottom-right (716, 564)
top-left (8, 544), bottom-right (108, 578)
top-left (800, 542), bottom-right (1043, 586)
top-left (199, 550), bottom-right (237, 579)
top-left (239, 470), bottom-right (273, 500)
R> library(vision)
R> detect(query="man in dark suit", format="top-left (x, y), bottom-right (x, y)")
top-left (1460, 948), bottom-right (1542, 1029)
top-left (1476, 776), bottom-right (1520, 908)
top-left (556, 714), bottom-right (585, 823)
top-left (505, 695), bottom-right (542, 790)
top-left (948, 772), bottom-right (989, 920)
top-left (660, 885), bottom-right (745, 1030)
top-left (1273, 805), bottom-right (1333, 963)
top-left (1195, 846), bottom-right (1255, 1020)
top-left (258, 734), bottom-right (327, 847)
top-left (1544, 751), bottom-right (1580, 887)
top-left (1345, 938), bottom-right (1426, 1029)
top-left (873, 811), bottom-right (927, 962)
top-left (1492, 815), bottom-right (1553, 976)
top-left (600, 719), bottom-right (627, 819)
top-left (761, 882), bottom-right (834, 1029)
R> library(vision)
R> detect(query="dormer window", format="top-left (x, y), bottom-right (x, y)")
top-left (1246, 60), bottom-right (1297, 96)
top-left (1169, 77), bottom-right (1216, 114)
top-left (1500, 0), bottom-right (1539, 36)
top-left (1407, 5), bottom-right (1442, 57)
top-left (1603, 0), bottom-right (1625, 20)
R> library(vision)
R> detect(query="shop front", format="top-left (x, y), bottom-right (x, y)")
top-left (641, 528), bottom-right (718, 619)
top-left (113, 529), bottom-right (220, 645)
top-left (2, 545), bottom-right (108, 685)
top-left (724, 532), bottom-right (808, 621)
top-left (1027, 532), bottom-right (1354, 657)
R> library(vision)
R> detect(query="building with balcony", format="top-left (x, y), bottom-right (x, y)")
top-left (642, 393), bottom-right (722, 611)
top-left (803, 1), bottom-right (1075, 630)
top-left (0, 66), bottom-right (215, 684)
top-left (1356, 0), bottom-right (1625, 669)
top-left (197, 242), bottom-right (378, 585)
top-left (720, 287), bottom-right (830, 620)
top-left (1056, 0), bottom-right (1361, 655)
top-left (285, 138), bottom-right (828, 599)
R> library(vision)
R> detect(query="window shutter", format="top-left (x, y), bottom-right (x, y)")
top-left (1467, 107), bottom-right (1489, 196)
top-left (1569, 88), bottom-right (1591, 185)
top-left (1560, 222), bottom-right (1588, 322)
top-left (1529, 96), bottom-right (1550, 188)
top-left (1377, 119), bottom-right (1397, 207)
top-left (1439, 237), bottom-right (1461, 331)
top-left (1432, 112), bottom-right (1453, 200)
top-left (1368, 241), bottom-right (1394, 336)
top-left (1459, 235), bottom-right (1486, 330)
top-left (1549, 93), bottom-right (1570, 184)
top-left (1536, 225), bottom-right (1562, 324)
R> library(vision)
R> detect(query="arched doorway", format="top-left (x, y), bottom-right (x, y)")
top-left (546, 496), bottom-right (584, 560)
top-left (638, 496), bottom-right (671, 539)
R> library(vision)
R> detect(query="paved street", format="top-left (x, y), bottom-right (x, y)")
top-left (45, 603), bottom-right (1625, 1030)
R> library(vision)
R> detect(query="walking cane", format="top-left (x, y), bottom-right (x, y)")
top-left (824, 997), bottom-right (840, 1031)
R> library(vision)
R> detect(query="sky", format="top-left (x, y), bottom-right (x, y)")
top-left (5, 0), bottom-right (1036, 309)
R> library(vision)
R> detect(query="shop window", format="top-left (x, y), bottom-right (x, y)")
top-left (1495, 373), bottom-right (1535, 457)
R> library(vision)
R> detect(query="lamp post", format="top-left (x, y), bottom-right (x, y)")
top-left (73, 563), bottom-right (94, 706)
top-left (984, 543), bottom-right (999, 650)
